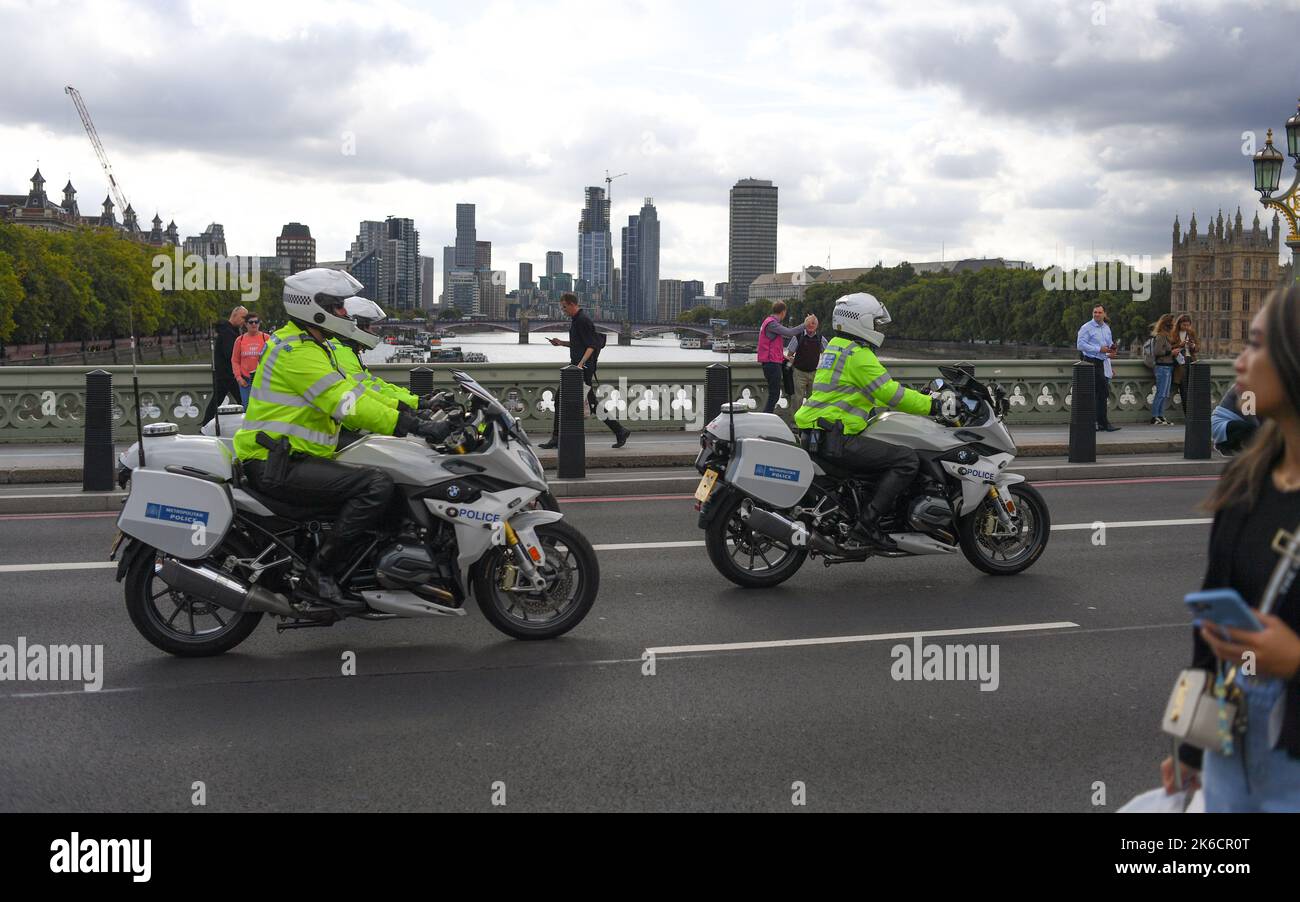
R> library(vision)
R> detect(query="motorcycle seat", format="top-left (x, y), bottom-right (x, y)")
top-left (237, 481), bottom-right (341, 521)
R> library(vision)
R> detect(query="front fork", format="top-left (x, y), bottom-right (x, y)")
top-left (500, 521), bottom-right (548, 592)
top-left (987, 485), bottom-right (1019, 532)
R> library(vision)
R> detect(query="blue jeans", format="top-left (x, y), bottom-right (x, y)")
top-left (1151, 364), bottom-right (1172, 418)
top-left (238, 383), bottom-right (251, 409)
top-left (1203, 677), bottom-right (1300, 812)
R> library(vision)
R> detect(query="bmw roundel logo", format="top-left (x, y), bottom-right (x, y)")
top-left (447, 507), bottom-right (458, 517)
top-left (447, 484), bottom-right (461, 499)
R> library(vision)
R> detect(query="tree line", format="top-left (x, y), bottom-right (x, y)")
top-left (679, 263), bottom-right (1173, 348)
top-left (0, 222), bottom-right (288, 348)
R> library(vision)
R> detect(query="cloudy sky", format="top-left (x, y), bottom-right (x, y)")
top-left (2, 0), bottom-right (1298, 292)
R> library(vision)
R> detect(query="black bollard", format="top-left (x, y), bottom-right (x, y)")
top-left (557, 365), bottom-right (586, 479)
top-left (1068, 361), bottom-right (1097, 464)
top-left (704, 363), bottom-right (731, 426)
top-left (1183, 361), bottom-right (1212, 460)
top-left (409, 365), bottom-right (434, 397)
top-left (83, 369), bottom-right (115, 492)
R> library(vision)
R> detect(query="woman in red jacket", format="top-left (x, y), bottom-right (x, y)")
top-left (230, 313), bottom-right (268, 409)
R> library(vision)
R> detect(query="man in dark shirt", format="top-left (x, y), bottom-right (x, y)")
top-left (201, 305), bottom-right (247, 427)
top-left (538, 293), bottom-right (630, 449)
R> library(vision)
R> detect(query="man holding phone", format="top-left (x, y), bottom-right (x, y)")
top-left (538, 292), bottom-right (630, 449)
top-left (1076, 304), bottom-right (1121, 432)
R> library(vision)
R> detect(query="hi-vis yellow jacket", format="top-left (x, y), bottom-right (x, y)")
top-left (329, 339), bottom-right (419, 410)
top-left (794, 335), bottom-right (930, 435)
top-left (233, 322), bottom-right (398, 460)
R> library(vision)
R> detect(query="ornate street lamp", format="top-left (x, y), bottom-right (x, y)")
top-left (1252, 99), bottom-right (1300, 283)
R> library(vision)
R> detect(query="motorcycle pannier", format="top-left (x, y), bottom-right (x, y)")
top-left (725, 437), bottom-right (814, 509)
top-left (117, 468), bottom-right (235, 561)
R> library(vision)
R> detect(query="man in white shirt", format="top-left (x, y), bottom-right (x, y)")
top-left (1076, 304), bottom-right (1121, 432)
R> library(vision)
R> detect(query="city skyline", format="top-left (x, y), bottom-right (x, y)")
top-left (5, 2), bottom-right (1297, 297)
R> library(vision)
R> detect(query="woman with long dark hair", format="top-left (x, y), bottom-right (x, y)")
top-left (1160, 286), bottom-right (1300, 811)
top-left (1169, 313), bottom-right (1199, 418)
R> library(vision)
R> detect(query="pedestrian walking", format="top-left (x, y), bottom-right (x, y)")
top-left (538, 293), bottom-right (630, 450)
top-left (231, 312), bottom-right (269, 409)
top-left (1076, 303), bottom-right (1121, 432)
top-left (1160, 285), bottom-right (1300, 811)
top-left (201, 306), bottom-right (246, 426)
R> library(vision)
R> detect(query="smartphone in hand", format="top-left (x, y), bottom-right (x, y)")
top-left (1184, 588), bottom-right (1264, 637)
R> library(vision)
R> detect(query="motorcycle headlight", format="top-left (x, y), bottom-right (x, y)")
top-left (518, 448), bottom-right (545, 481)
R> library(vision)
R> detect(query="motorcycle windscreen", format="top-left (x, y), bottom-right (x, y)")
top-left (725, 437), bottom-right (813, 509)
top-left (117, 469), bottom-right (234, 561)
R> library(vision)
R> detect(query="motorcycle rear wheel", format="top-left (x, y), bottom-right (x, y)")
top-left (704, 493), bottom-right (808, 589)
top-left (124, 542), bottom-right (264, 657)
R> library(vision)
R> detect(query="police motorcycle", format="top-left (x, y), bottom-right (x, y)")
top-left (693, 364), bottom-right (1050, 587)
top-left (111, 370), bottom-right (598, 656)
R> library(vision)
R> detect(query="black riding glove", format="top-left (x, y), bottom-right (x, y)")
top-left (419, 391), bottom-right (454, 411)
top-left (929, 397), bottom-right (943, 417)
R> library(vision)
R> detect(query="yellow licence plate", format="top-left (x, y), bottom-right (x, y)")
top-left (694, 469), bottom-right (719, 503)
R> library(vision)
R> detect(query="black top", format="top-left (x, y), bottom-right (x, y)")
top-left (212, 321), bottom-right (241, 379)
top-left (567, 308), bottom-right (601, 367)
top-left (791, 332), bottom-right (824, 372)
top-left (1179, 476), bottom-right (1300, 769)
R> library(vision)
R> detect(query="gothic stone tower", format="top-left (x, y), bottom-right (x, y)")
top-left (1171, 207), bottom-right (1286, 356)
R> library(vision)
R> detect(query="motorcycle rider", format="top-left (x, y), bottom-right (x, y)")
top-left (793, 292), bottom-right (941, 551)
top-left (234, 269), bottom-right (453, 606)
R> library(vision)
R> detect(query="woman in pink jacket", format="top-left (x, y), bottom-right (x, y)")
top-left (230, 313), bottom-right (268, 409)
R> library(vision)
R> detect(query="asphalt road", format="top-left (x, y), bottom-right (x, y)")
top-left (0, 476), bottom-right (1219, 811)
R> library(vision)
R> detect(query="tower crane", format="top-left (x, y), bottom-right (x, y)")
top-left (64, 85), bottom-right (130, 214)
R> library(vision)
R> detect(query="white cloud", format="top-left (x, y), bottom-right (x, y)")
top-left (1, 0), bottom-right (1295, 294)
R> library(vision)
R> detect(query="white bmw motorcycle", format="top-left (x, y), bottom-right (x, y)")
top-left (693, 365), bottom-right (1050, 587)
top-left (111, 371), bottom-right (596, 656)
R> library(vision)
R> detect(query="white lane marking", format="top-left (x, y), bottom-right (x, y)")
top-left (1052, 518), bottom-right (1212, 530)
top-left (647, 621), bottom-right (1080, 656)
top-left (0, 517), bottom-right (1215, 571)
top-left (595, 518), bottom-right (1210, 552)
top-left (0, 561), bottom-right (117, 573)
top-left (593, 540), bottom-right (703, 551)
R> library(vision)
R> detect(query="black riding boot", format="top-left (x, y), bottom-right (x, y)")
top-left (300, 535), bottom-right (348, 606)
top-left (857, 503), bottom-right (899, 552)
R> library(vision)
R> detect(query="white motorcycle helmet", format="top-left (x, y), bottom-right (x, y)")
top-left (832, 292), bottom-right (892, 347)
top-left (282, 268), bottom-right (380, 350)
top-left (343, 296), bottom-right (387, 334)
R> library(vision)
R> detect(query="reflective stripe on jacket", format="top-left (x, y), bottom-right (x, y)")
top-left (793, 335), bottom-right (930, 435)
top-left (233, 322), bottom-right (399, 461)
top-left (329, 340), bottom-right (418, 410)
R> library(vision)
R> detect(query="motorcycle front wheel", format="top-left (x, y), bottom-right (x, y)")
top-left (957, 482), bottom-right (1051, 575)
top-left (704, 493), bottom-right (808, 589)
top-left (474, 520), bottom-right (598, 639)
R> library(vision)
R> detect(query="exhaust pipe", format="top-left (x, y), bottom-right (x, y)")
top-left (740, 503), bottom-right (839, 555)
top-left (158, 558), bottom-right (297, 617)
